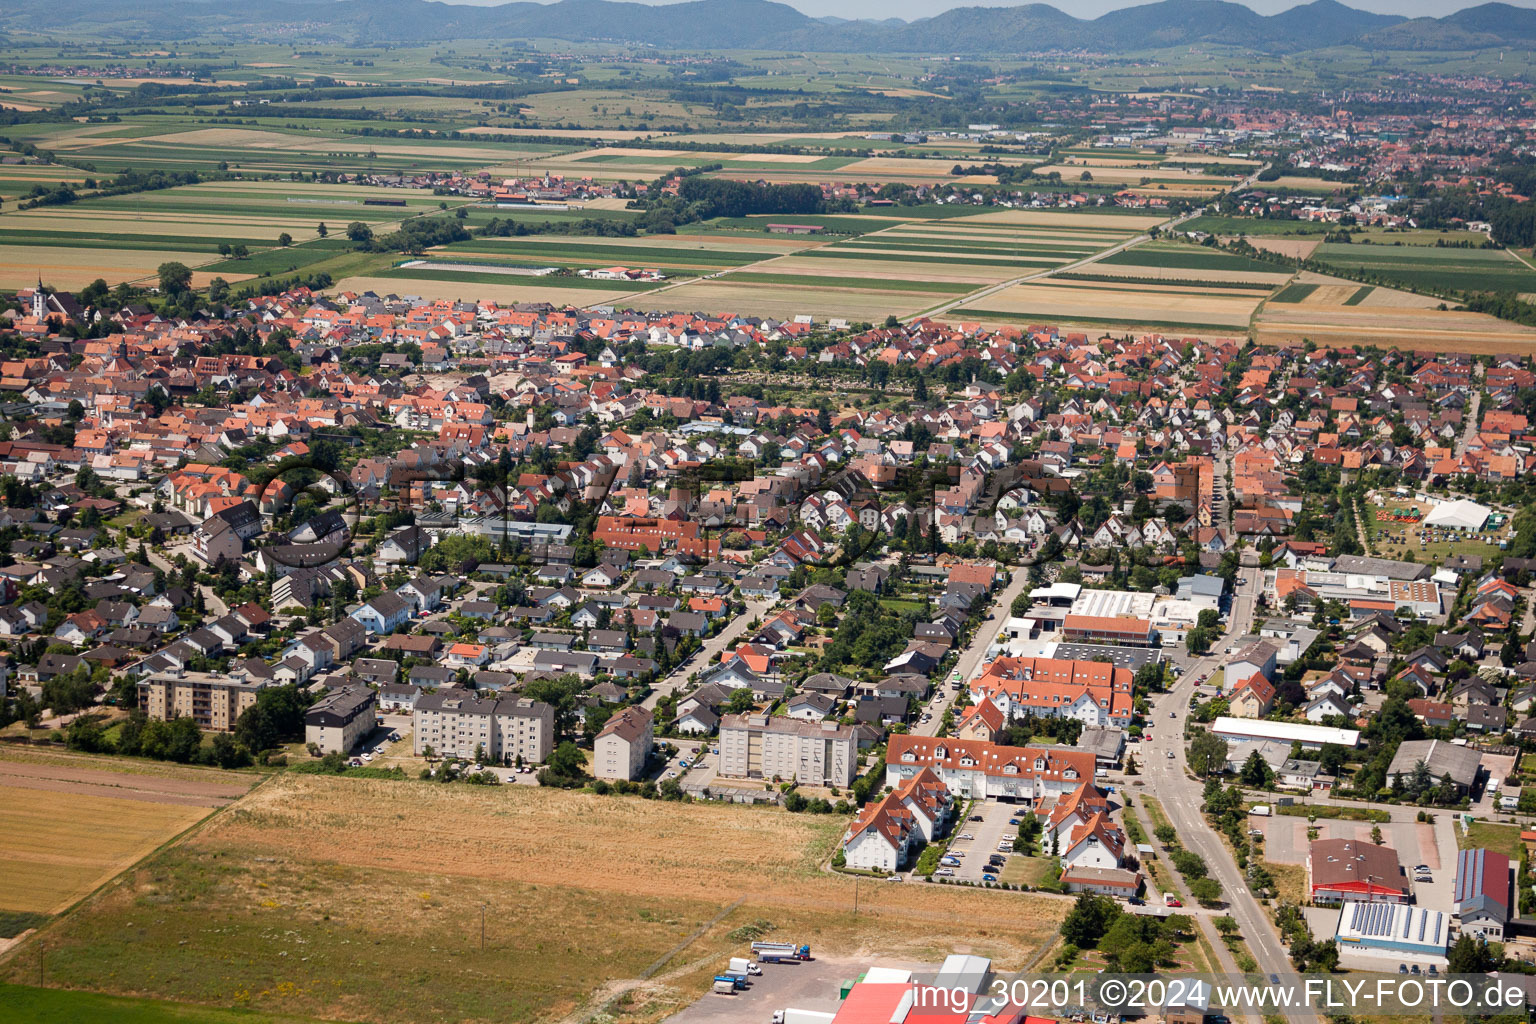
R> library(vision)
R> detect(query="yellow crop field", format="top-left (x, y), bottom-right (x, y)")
top-left (0, 244), bottom-right (214, 290)
top-left (967, 279), bottom-right (1265, 328)
top-left (0, 754), bottom-right (251, 914)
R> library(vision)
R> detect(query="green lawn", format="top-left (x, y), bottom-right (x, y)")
top-left (0, 986), bottom-right (347, 1024)
top-left (1458, 820), bottom-right (1524, 859)
top-left (999, 854), bottom-right (1057, 887)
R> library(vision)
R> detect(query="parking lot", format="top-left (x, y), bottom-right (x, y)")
top-left (665, 954), bottom-right (899, 1024)
top-left (945, 799), bottom-right (1020, 882)
top-left (1252, 810), bottom-right (1455, 913)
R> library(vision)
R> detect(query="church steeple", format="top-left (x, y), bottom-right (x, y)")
top-left (31, 276), bottom-right (46, 321)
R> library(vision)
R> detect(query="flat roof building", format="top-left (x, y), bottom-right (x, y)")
top-left (1212, 716), bottom-right (1361, 749)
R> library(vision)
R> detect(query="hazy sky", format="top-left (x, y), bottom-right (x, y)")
top-left (461, 0), bottom-right (1533, 24)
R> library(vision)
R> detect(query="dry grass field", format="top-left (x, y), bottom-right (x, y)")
top-left (0, 750), bottom-right (251, 915)
top-left (1254, 304), bottom-right (1536, 352)
top-left (0, 244), bottom-right (214, 290)
top-left (5, 774), bottom-right (1066, 1024)
top-left (957, 278), bottom-right (1266, 329)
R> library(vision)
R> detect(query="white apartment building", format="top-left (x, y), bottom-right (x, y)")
top-left (412, 690), bottom-right (555, 764)
top-left (594, 705), bottom-right (654, 780)
top-left (718, 712), bottom-right (857, 788)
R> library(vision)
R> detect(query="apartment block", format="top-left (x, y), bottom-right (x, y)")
top-left (412, 689), bottom-right (555, 764)
top-left (304, 685), bottom-right (378, 755)
top-left (719, 712), bottom-right (857, 788)
top-left (594, 705), bottom-right (654, 781)
top-left (137, 671), bottom-right (266, 731)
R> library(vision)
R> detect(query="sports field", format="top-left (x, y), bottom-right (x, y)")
top-left (5, 773), bottom-right (1066, 1024)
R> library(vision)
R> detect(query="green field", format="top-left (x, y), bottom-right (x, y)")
top-left (1100, 242), bottom-right (1283, 274)
top-left (1269, 282), bottom-right (1318, 303)
top-left (376, 267), bottom-right (666, 291)
top-left (1312, 243), bottom-right (1536, 294)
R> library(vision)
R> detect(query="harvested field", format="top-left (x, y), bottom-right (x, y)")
top-left (1355, 288), bottom-right (1440, 309)
top-left (0, 751), bottom-right (253, 915)
top-left (0, 244), bottom-right (212, 290)
top-left (4, 774), bottom-right (1065, 1024)
top-left (1242, 237), bottom-right (1320, 259)
top-left (958, 279), bottom-right (1263, 329)
top-left (1255, 306), bottom-right (1536, 352)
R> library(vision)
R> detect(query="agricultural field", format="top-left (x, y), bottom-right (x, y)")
top-left (6, 118), bottom-right (570, 175)
top-left (367, 205), bottom-right (1169, 319)
top-left (0, 180), bottom-right (475, 290)
top-left (1310, 241), bottom-right (1536, 296)
top-left (949, 278), bottom-right (1266, 332)
top-left (0, 748), bottom-right (253, 916)
top-left (943, 237), bottom-right (1283, 332)
top-left (1080, 239), bottom-right (1293, 287)
top-left (4, 773), bottom-right (1066, 1024)
top-left (1254, 300), bottom-right (1536, 352)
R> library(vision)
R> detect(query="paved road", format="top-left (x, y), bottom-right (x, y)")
top-left (1455, 369), bottom-right (1483, 457)
top-left (640, 597), bottom-right (776, 712)
top-left (143, 545), bottom-right (229, 618)
top-left (1140, 565), bottom-right (1307, 1015)
top-left (914, 568), bottom-right (1030, 737)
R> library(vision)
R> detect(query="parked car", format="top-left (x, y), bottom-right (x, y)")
top-left (1167, 750), bottom-right (1175, 759)
top-left (969, 815), bottom-right (984, 822)
top-left (1164, 895), bottom-right (1183, 908)
top-left (982, 873), bottom-right (998, 882)
top-left (935, 868), bottom-right (955, 877)
top-left (958, 833), bottom-right (974, 840)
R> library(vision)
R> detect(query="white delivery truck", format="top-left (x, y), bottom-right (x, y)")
top-left (1249, 804), bottom-right (1270, 816)
top-left (728, 956), bottom-right (762, 976)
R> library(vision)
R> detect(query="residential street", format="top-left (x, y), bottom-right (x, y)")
top-left (639, 597), bottom-right (776, 713)
top-left (1139, 564), bottom-right (1309, 1017)
top-left (142, 545), bottom-right (229, 618)
top-left (914, 567), bottom-right (1029, 737)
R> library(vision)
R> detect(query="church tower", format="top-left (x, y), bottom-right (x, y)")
top-left (31, 278), bottom-right (46, 321)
